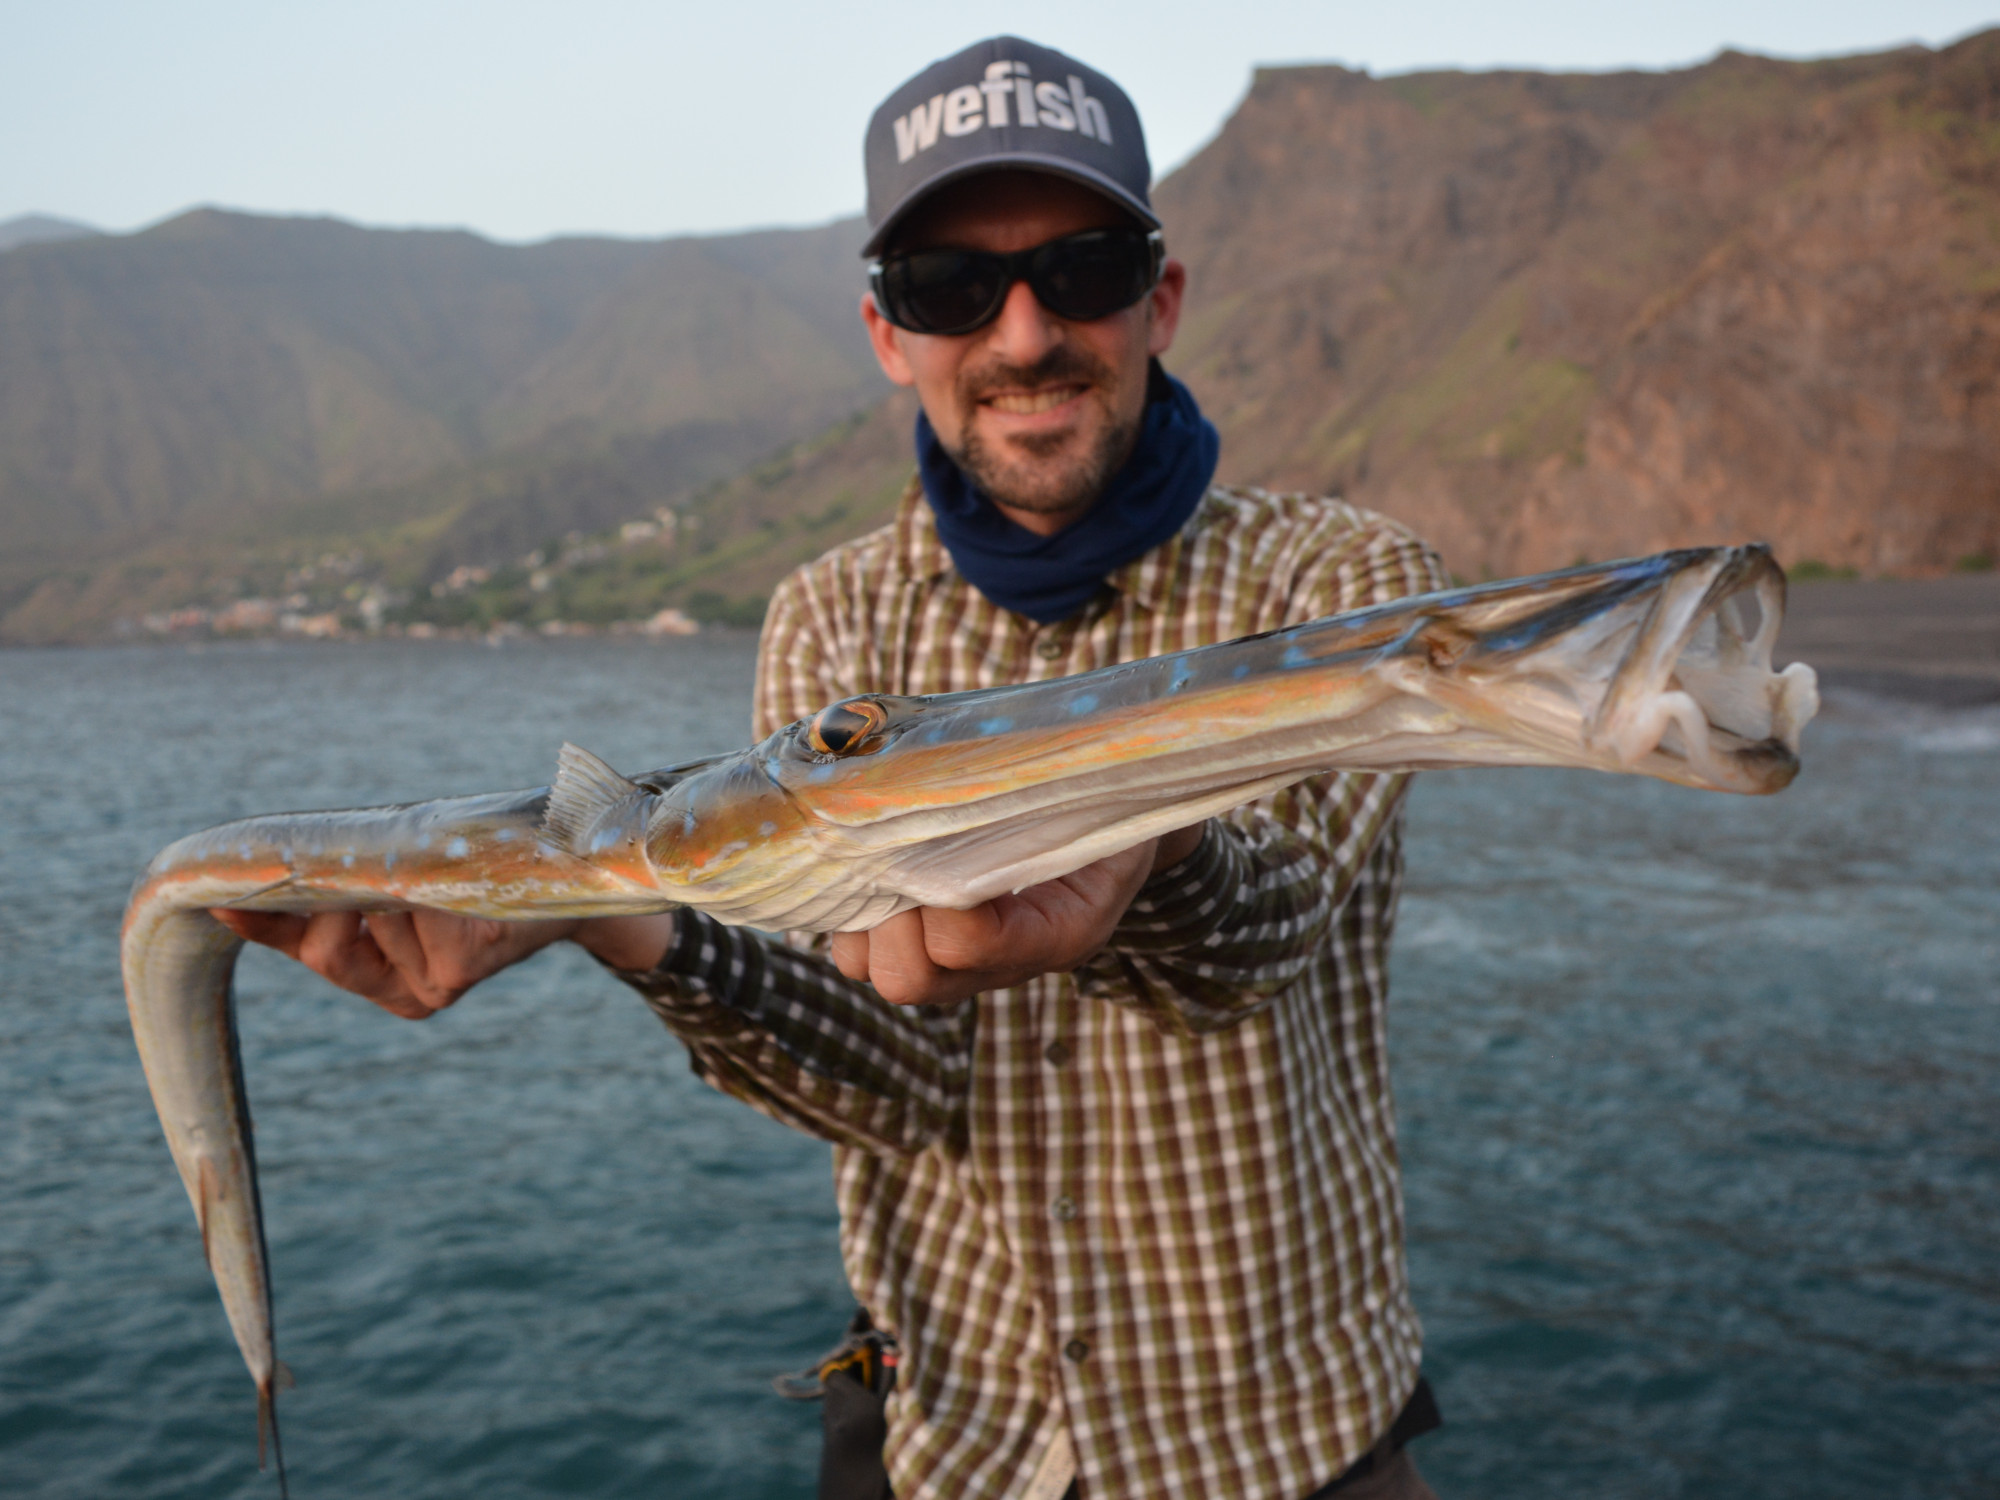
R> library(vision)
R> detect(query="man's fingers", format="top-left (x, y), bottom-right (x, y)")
top-left (291, 912), bottom-right (437, 1019)
top-left (362, 911), bottom-right (433, 991)
top-left (296, 911), bottom-right (389, 988)
top-left (370, 910), bottom-right (499, 1014)
top-left (214, 904), bottom-right (560, 1022)
top-left (857, 910), bottom-right (957, 1005)
top-left (830, 930), bottom-right (872, 983)
top-left (210, 909), bottom-right (310, 958)
top-left (914, 902), bottom-right (1008, 971)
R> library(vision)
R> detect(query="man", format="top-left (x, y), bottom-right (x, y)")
top-left (219, 37), bottom-right (1447, 1500)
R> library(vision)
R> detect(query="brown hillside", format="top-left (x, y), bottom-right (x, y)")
top-left (0, 211), bottom-right (885, 637)
top-left (1157, 32), bottom-right (2000, 578)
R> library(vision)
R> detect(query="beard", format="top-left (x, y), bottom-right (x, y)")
top-left (945, 346), bottom-right (1143, 521)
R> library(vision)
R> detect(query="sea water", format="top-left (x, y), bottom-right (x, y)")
top-left (1, 640), bottom-right (1994, 1498)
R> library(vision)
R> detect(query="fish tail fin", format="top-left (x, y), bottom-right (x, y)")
top-left (545, 743), bottom-right (648, 853)
top-left (258, 1371), bottom-right (289, 1498)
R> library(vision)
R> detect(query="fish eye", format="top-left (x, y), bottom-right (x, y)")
top-left (807, 699), bottom-right (888, 756)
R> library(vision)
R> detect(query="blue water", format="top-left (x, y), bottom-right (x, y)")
top-left (1, 641), bottom-right (1995, 1498)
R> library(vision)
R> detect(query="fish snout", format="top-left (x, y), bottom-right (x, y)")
top-left (1588, 546), bottom-right (1820, 792)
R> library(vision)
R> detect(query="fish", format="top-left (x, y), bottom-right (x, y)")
top-left (121, 543), bottom-right (1818, 1487)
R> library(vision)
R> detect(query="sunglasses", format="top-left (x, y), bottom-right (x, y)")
top-left (869, 228), bottom-right (1166, 337)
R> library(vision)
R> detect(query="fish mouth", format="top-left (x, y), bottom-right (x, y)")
top-left (1588, 547), bottom-right (1819, 791)
top-left (1443, 545), bottom-right (1818, 793)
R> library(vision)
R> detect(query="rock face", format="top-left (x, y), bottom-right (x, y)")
top-left (1157, 33), bottom-right (2000, 579)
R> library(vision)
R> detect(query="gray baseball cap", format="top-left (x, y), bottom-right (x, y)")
top-left (862, 36), bottom-right (1157, 258)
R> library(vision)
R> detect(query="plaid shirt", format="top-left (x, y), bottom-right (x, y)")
top-left (614, 480), bottom-right (1447, 1500)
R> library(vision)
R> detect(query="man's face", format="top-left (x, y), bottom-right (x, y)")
top-left (862, 172), bottom-right (1187, 537)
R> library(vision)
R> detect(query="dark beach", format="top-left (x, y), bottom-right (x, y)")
top-left (1781, 573), bottom-right (2000, 707)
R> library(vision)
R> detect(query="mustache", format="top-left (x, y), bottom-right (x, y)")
top-left (959, 345), bottom-right (1113, 403)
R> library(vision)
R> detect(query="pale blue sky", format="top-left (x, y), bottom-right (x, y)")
top-left (3, 1), bottom-right (1993, 242)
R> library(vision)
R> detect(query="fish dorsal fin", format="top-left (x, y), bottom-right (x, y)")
top-left (544, 743), bottom-right (646, 853)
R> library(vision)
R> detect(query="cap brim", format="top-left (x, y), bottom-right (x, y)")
top-left (861, 155), bottom-right (1161, 258)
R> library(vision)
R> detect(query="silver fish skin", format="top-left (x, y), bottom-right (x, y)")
top-left (121, 543), bottom-right (1818, 1482)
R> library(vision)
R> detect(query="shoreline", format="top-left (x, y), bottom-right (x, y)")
top-left (9, 572), bottom-right (1998, 708)
top-left (1779, 572), bottom-right (2000, 708)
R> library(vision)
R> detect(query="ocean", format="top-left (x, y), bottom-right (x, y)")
top-left (2, 639), bottom-right (1995, 1498)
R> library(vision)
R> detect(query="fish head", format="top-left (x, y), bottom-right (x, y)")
top-left (1392, 544), bottom-right (1818, 793)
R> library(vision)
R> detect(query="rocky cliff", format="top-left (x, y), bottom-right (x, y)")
top-left (1159, 32), bottom-right (2000, 579)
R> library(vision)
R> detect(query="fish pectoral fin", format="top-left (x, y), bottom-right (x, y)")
top-left (544, 742), bottom-right (647, 854)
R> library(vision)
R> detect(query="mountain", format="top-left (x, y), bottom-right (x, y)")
top-left (0, 210), bottom-right (885, 639)
top-left (1156, 32), bottom-right (2000, 580)
top-left (4, 32), bottom-right (1997, 644)
top-left (0, 214), bottom-right (100, 252)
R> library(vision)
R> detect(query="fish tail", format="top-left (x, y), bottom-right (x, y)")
top-left (258, 1369), bottom-right (290, 1497)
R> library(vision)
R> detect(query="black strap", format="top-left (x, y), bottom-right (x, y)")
top-left (1386, 1376), bottom-right (1442, 1451)
top-left (1305, 1376), bottom-right (1443, 1497)
top-left (818, 1368), bottom-right (895, 1500)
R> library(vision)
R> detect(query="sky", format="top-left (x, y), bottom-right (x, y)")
top-left (3, 1), bottom-right (1995, 243)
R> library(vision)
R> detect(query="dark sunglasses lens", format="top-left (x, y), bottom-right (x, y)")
top-left (1032, 234), bottom-right (1154, 321)
top-left (881, 250), bottom-right (1007, 334)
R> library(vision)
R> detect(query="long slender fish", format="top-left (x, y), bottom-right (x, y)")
top-left (123, 545), bottom-right (1818, 1487)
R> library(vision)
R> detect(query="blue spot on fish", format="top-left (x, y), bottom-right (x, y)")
top-left (417, 834), bottom-right (432, 850)
top-left (1232, 664), bottom-right (1250, 679)
top-left (1282, 645), bottom-right (1311, 670)
top-left (1067, 694), bottom-right (1099, 716)
top-left (383, 850), bottom-right (397, 872)
top-left (446, 837), bottom-right (469, 858)
top-left (759, 821), bottom-right (776, 837)
top-left (494, 827), bottom-right (516, 842)
top-left (977, 717), bottom-right (1014, 736)
top-left (809, 764), bottom-right (835, 782)
top-left (1169, 661), bottom-right (1194, 694)
top-left (588, 829), bottom-right (618, 854)
top-left (237, 843), bottom-right (251, 861)
top-left (341, 853), bottom-right (355, 868)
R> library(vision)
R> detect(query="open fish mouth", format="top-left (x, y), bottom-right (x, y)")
top-left (1377, 544), bottom-right (1820, 792)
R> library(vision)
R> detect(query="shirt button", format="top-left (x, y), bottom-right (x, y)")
top-left (1044, 1041), bottom-right (1071, 1067)
top-left (1050, 1195), bottom-right (1078, 1222)
top-left (1064, 1338), bottom-right (1091, 1362)
top-left (1035, 637), bottom-right (1065, 660)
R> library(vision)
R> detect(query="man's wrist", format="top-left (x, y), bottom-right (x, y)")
top-left (570, 912), bottom-right (677, 973)
top-left (1147, 821), bottom-right (1209, 880)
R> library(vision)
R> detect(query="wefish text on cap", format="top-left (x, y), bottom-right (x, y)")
top-left (863, 36), bottom-right (1156, 258)
top-left (890, 63), bottom-right (1113, 161)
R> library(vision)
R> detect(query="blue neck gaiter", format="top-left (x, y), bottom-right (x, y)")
top-left (915, 366), bottom-right (1220, 625)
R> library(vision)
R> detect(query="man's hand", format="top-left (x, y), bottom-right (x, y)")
top-left (211, 909), bottom-right (674, 1020)
top-left (829, 823), bottom-right (1204, 1006)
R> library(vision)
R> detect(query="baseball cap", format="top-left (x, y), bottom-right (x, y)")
top-left (862, 36), bottom-right (1157, 258)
